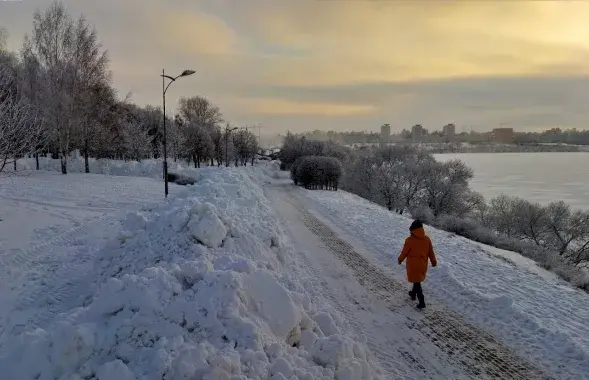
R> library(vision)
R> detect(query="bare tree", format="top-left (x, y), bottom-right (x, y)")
top-left (178, 96), bottom-right (223, 128)
top-left (341, 151), bottom-right (378, 200)
top-left (210, 126), bottom-right (224, 166)
top-left (20, 40), bottom-right (47, 170)
top-left (248, 131), bottom-right (259, 165)
top-left (511, 198), bottom-right (550, 246)
top-left (121, 120), bottom-right (151, 162)
top-left (69, 16), bottom-right (111, 173)
top-left (419, 159), bottom-right (474, 217)
top-left (567, 211), bottom-right (589, 264)
top-left (232, 129), bottom-right (258, 166)
top-left (487, 195), bottom-right (520, 238)
top-left (374, 161), bottom-right (405, 212)
top-left (137, 105), bottom-right (164, 158)
top-left (27, 1), bottom-right (77, 174)
top-left (182, 122), bottom-right (214, 168)
top-left (0, 68), bottom-right (46, 174)
top-left (170, 114), bottom-right (185, 162)
top-left (222, 126), bottom-right (236, 167)
top-left (91, 86), bottom-right (127, 159)
top-left (543, 201), bottom-right (580, 255)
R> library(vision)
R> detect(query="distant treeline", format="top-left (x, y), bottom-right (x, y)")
top-left (295, 128), bottom-right (589, 146)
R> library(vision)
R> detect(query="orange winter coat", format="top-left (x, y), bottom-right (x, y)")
top-left (398, 227), bottom-right (437, 283)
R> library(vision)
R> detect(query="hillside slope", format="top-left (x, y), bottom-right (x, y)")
top-left (266, 167), bottom-right (589, 380)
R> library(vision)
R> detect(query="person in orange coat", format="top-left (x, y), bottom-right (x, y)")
top-left (398, 220), bottom-right (437, 309)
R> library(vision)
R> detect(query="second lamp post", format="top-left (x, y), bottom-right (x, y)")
top-left (161, 69), bottom-right (195, 197)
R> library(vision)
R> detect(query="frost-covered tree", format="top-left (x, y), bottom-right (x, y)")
top-left (293, 156), bottom-right (342, 190)
top-left (25, 1), bottom-right (110, 174)
top-left (183, 122), bottom-right (214, 168)
top-left (0, 68), bottom-right (46, 174)
top-left (209, 126), bottom-right (224, 166)
top-left (69, 16), bottom-right (111, 172)
top-left (170, 114), bottom-right (185, 162)
top-left (27, 1), bottom-right (76, 173)
top-left (543, 201), bottom-right (588, 257)
top-left (19, 42), bottom-right (47, 170)
top-left (123, 121), bottom-right (151, 162)
top-left (418, 159), bottom-right (474, 217)
top-left (232, 129), bottom-right (259, 166)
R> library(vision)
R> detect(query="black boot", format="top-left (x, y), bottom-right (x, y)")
top-left (416, 294), bottom-right (426, 309)
top-left (408, 290), bottom-right (416, 301)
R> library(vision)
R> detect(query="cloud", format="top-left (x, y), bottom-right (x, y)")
top-left (151, 10), bottom-right (239, 57)
top-left (229, 97), bottom-right (378, 116)
top-left (2, 0), bottom-right (589, 134)
top-left (225, 75), bottom-right (589, 133)
top-left (225, 0), bottom-right (589, 86)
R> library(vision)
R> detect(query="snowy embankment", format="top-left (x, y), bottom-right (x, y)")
top-left (1, 165), bottom-right (382, 380)
top-left (10, 156), bottom-right (199, 179)
top-left (298, 187), bottom-right (589, 379)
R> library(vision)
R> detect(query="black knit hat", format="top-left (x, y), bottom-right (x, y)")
top-left (409, 220), bottom-right (423, 231)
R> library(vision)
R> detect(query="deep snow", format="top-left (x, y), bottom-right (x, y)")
top-left (0, 171), bottom-right (184, 352)
top-left (0, 163), bottom-right (383, 380)
top-left (3, 158), bottom-right (588, 379)
top-left (8, 155), bottom-right (200, 180)
top-left (297, 183), bottom-right (589, 380)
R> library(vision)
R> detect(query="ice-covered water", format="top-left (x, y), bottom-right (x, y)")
top-left (435, 152), bottom-right (589, 210)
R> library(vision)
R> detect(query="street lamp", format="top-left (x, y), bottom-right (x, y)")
top-left (161, 68), bottom-right (195, 197)
top-left (225, 125), bottom-right (239, 167)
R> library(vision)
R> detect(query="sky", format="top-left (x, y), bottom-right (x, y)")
top-left (1, 0), bottom-right (589, 136)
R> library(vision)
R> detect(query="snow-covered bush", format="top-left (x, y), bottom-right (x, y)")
top-left (419, 212), bottom-right (589, 291)
top-left (278, 133), bottom-right (351, 171)
top-left (1, 167), bottom-right (383, 379)
top-left (290, 156), bottom-right (304, 185)
top-left (295, 156), bottom-right (343, 191)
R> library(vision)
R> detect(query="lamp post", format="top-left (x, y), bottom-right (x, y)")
top-left (161, 69), bottom-right (195, 197)
top-left (224, 125), bottom-right (239, 167)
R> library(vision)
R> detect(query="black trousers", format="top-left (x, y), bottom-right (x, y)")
top-left (411, 282), bottom-right (423, 295)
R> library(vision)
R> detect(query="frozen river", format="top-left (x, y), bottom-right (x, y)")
top-left (435, 152), bottom-right (589, 210)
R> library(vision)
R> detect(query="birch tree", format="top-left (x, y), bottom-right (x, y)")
top-left (69, 16), bottom-right (111, 172)
top-left (27, 1), bottom-right (75, 174)
top-left (0, 68), bottom-right (46, 174)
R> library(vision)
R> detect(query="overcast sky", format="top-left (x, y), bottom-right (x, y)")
top-left (1, 0), bottom-right (589, 135)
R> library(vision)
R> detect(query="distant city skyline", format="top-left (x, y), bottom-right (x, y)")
top-left (2, 0), bottom-right (589, 135)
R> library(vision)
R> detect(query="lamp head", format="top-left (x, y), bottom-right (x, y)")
top-left (180, 69), bottom-right (195, 77)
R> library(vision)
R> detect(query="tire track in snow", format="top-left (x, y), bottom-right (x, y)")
top-left (284, 188), bottom-right (552, 380)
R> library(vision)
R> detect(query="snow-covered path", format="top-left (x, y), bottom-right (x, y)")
top-left (0, 171), bottom-right (180, 354)
top-left (287, 183), bottom-right (589, 380)
top-left (266, 182), bottom-right (552, 380)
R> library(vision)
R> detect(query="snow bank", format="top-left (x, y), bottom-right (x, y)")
top-left (10, 156), bottom-right (200, 180)
top-left (1, 167), bottom-right (382, 380)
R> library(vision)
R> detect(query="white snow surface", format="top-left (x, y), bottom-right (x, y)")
top-left (0, 166), bottom-right (383, 380)
top-left (0, 171), bottom-right (184, 352)
top-left (9, 156), bottom-right (201, 180)
top-left (295, 182), bottom-right (589, 380)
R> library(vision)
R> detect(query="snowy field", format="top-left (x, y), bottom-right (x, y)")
top-left (8, 155), bottom-right (201, 179)
top-left (1, 158), bottom-right (588, 379)
top-left (299, 185), bottom-right (589, 379)
top-left (0, 162), bottom-right (383, 380)
top-left (0, 171), bottom-right (184, 356)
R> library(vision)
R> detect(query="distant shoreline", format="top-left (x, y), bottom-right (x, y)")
top-left (346, 142), bottom-right (589, 154)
